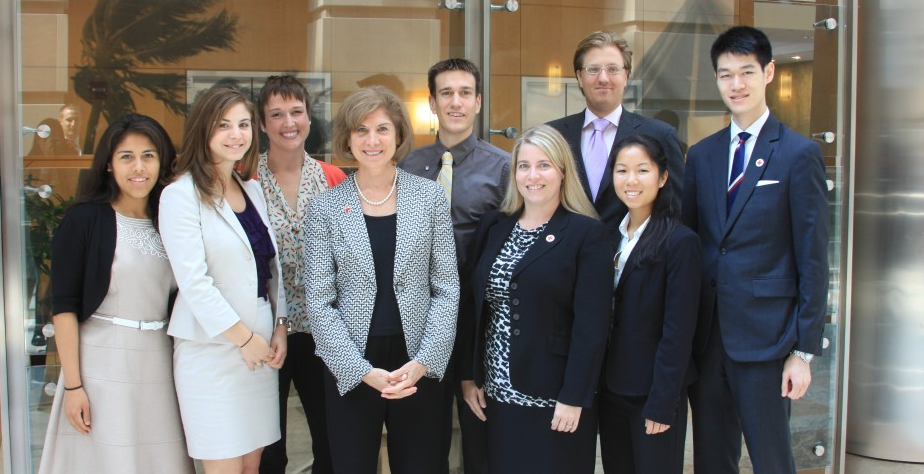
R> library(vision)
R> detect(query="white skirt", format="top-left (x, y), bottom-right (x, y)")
top-left (173, 298), bottom-right (279, 460)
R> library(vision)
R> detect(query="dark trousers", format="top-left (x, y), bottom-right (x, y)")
top-left (688, 323), bottom-right (796, 474)
top-left (259, 332), bottom-right (332, 474)
top-left (598, 388), bottom-right (688, 474)
top-left (484, 397), bottom-right (597, 474)
top-left (325, 334), bottom-right (446, 474)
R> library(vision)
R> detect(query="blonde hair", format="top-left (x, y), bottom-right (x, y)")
top-left (332, 86), bottom-right (413, 163)
top-left (175, 86), bottom-right (259, 204)
top-left (500, 125), bottom-right (598, 219)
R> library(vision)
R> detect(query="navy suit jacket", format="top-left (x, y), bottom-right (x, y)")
top-left (547, 109), bottom-right (685, 244)
top-left (604, 223), bottom-right (701, 424)
top-left (681, 114), bottom-right (829, 361)
top-left (461, 207), bottom-right (614, 408)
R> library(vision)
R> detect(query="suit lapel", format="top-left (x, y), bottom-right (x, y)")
top-left (339, 175), bottom-right (376, 283)
top-left (214, 174), bottom-right (251, 249)
top-left (512, 207), bottom-right (569, 278)
top-left (615, 249), bottom-right (639, 291)
top-left (711, 129), bottom-right (732, 229)
top-left (723, 118), bottom-right (778, 235)
top-left (393, 169), bottom-right (414, 281)
top-left (562, 112), bottom-right (594, 202)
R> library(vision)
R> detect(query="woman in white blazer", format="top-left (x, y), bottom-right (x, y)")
top-left (159, 86), bottom-right (288, 474)
top-left (305, 86), bottom-right (459, 473)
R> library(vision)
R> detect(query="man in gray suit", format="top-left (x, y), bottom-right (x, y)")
top-left (547, 31), bottom-right (684, 240)
top-left (401, 58), bottom-right (508, 474)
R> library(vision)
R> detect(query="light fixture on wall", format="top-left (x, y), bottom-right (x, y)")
top-left (412, 99), bottom-right (436, 135)
top-left (548, 64), bottom-right (562, 96)
top-left (779, 71), bottom-right (792, 100)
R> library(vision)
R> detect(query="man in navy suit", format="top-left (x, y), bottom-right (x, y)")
top-left (682, 26), bottom-right (829, 474)
top-left (547, 31), bottom-right (685, 239)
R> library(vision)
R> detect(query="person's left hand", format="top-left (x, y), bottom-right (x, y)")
top-left (382, 360), bottom-right (427, 399)
top-left (645, 419), bottom-right (670, 435)
top-left (266, 326), bottom-right (288, 369)
top-left (781, 353), bottom-right (812, 399)
top-left (550, 402), bottom-right (582, 433)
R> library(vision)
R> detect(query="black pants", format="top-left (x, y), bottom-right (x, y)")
top-left (598, 388), bottom-right (688, 474)
top-left (259, 332), bottom-right (332, 474)
top-left (438, 367), bottom-right (489, 474)
top-left (325, 334), bottom-right (446, 474)
top-left (688, 322), bottom-right (795, 474)
top-left (484, 397), bottom-right (597, 474)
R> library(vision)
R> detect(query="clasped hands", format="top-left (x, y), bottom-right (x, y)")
top-left (363, 360), bottom-right (427, 399)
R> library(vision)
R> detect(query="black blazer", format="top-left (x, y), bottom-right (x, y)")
top-left (603, 223), bottom-right (701, 424)
top-left (462, 207), bottom-right (614, 408)
top-left (547, 109), bottom-right (686, 245)
top-left (51, 202), bottom-right (117, 322)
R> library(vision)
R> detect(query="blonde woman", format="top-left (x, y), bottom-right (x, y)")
top-left (461, 125), bottom-right (613, 473)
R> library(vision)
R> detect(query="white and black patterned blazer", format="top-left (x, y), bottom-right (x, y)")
top-left (305, 168), bottom-right (459, 395)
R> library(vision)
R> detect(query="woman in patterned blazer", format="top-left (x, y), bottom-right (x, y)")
top-left (305, 85), bottom-right (459, 473)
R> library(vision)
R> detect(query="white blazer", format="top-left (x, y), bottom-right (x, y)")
top-left (160, 173), bottom-right (286, 343)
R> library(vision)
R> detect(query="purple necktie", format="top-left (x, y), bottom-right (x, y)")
top-left (727, 131), bottom-right (751, 214)
top-left (586, 118), bottom-right (610, 201)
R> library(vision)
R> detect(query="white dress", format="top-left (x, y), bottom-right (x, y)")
top-left (38, 213), bottom-right (194, 474)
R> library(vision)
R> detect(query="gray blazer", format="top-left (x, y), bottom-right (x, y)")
top-left (305, 168), bottom-right (459, 395)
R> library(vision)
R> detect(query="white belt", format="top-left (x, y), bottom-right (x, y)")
top-left (90, 314), bottom-right (167, 331)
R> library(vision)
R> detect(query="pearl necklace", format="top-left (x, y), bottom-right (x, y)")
top-left (355, 168), bottom-right (398, 206)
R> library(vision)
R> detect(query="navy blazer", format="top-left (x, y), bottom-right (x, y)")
top-left (604, 223), bottom-right (701, 424)
top-left (547, 109), bottom-right (686, 244)
top-left (464, 207), bottom-right (613, 408)
top-left (681, 114), bottom-right (829, 361)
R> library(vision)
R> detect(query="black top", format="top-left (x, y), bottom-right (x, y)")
top-left (52, 202), bottom-right (117, 322)
top-left (234, 192), bottom-right (276, 299)
top-left (364, 213), bottom-right (401, 336)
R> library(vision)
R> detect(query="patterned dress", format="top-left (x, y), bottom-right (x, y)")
top-left (39, 213), bottom-right (193, 474)
top-left (484, 222), bottom-right (556, 407)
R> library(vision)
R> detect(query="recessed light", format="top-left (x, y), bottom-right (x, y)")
top-left (791, 55), bottom-right (802, 60)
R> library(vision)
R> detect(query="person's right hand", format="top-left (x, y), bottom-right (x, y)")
top-left (64, 387), bottom-right (91, 434)
top-left (363, 368), bottom-right (417, 399)
top-left (461, 380), bottom-right (487, 421)
top-left (239, 333), bottom-right (274, 371)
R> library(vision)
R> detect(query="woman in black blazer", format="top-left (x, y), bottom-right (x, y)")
top-left (460, 125), bottom-right (613, 474)
top-left (599, 134), bottom-right (701, 474)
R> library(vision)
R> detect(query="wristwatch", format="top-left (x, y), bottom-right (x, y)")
top-left (275, 317), bottom-right (292, 333)
top-left (791, 350), bottom-right (814, 364)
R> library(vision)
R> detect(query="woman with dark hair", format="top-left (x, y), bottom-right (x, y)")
top-left (462, 125), bottom-right (613, 473)
top-left (39, 114), bottom-right (194, 474)
top-left (256, 75), bottom-right (345, 474)
top-left (159, 86), bottom-right (288, 474)
top-left (598, 133), bottom-right (701, 474)
top-left (304, 85), bottom-right (458, 473)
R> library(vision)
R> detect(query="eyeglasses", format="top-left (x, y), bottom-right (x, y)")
top-left (581, 65), bottom-right (628, 76)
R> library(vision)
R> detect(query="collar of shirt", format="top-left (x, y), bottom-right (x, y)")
top-left (614, 213), bottom-right (650, 284)
top-left (434, 131), bottom-right (478, 167)
top-left (728, 107), bottom-right (771, 178)
top-left (583, 105), bottom-right (623, 131)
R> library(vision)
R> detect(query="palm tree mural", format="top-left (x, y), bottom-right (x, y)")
top-left (74, 0), bottom-right (239, 153)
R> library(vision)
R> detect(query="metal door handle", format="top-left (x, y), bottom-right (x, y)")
top-left (812, 132), bottom-right (835, 143)
top-left (22, 124), bottom-right (51, 139)
top-left (489, 127), bottom-right (518, 139)
top-left (491, 0), bottom-right (519, 12)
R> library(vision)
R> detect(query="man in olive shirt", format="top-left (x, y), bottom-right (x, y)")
top-left (400, 58), bottom-right (508, 474)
